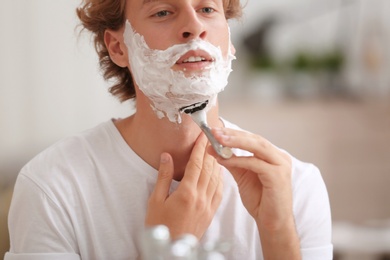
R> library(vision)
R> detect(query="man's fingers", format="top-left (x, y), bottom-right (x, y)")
top-left (211, 128), bottom-right (285, 165)
top-left (197, 145), bottom-right (218, 192)
top-left (152, 153), bottom-right (174, 201)
top-left (182, 133), bottom-right (208, 187)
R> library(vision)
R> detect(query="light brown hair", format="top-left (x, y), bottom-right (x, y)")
top-left (76, 0), bottom-right (242, 102)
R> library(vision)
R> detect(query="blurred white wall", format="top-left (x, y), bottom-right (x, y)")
top-left (0, 0), bottom-right (132, 179)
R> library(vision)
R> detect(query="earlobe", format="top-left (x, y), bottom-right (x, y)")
top-left (104, 29), bottom-right (128, 68)
top-left (230, 43), bottom-right (236, 55)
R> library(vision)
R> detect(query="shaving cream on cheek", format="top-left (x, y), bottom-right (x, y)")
top-left (123, 20), bottom-right (235, 123)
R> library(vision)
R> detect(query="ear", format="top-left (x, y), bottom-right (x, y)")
top-left (104, 29), bottom-right (128, 68)
top-left (230, 43), bottom-right (236, 55)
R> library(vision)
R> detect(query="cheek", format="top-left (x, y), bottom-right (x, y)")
top-left (215, 23), bottom-right (231, 57)
top-left (220, 34), bottom-right (231, 58)
top-left (140, 30), bottom-right (173, 50)
top-left (125, 17), bottom-right (172, 50)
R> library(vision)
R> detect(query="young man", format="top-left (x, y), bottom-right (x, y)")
top-left (5, 0), bottom-right (333, 259)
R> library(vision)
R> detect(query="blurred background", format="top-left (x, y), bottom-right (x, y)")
top-left (1, 0), bottom-right (389, 259)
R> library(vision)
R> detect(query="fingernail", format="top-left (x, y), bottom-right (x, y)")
top-left (213, 127), bottom-right (224, 136)
top-left (221, 134), bottom-right (230, 141)
top-left (160, 153), bottom-right (169, 163)
top-left (213, 129), bottom-right (230, 142)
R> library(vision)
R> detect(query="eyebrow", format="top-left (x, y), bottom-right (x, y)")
top-left (142, 0), bottom-right (160, 5)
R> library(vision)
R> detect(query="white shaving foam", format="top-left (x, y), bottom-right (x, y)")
top-left (123, 20), bottom-right (235, 123)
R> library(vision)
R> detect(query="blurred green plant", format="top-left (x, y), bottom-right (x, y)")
top-left (250, 49), bottom-right (345, 73)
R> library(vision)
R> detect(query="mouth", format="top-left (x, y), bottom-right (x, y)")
top-left (175, 50), bottom-right (215, 70)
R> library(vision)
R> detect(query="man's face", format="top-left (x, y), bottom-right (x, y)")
top-left (125, 0), bottom-right (230, 71)
top-left (123, 0), bottom-right (234, 123)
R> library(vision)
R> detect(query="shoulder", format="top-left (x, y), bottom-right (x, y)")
top-left (25, 121), bottom-right (112, 164)
top-left (290, 156), bottom-right (333, 255)
top-left (18, 121), bottom-right (117, 194)
top-left (289, 156), bottom-right (329, 202)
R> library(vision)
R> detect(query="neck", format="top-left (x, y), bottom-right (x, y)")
top-left (115, 99), bottom-right (222, 181)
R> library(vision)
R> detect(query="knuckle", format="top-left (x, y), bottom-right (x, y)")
top-left (195, 195), bottom-right (207, 211)
top-left (275, 167), bottom-right (285, 176)
top-left (214, 189), bottom-right (223, 204)
top-left (209, 170), bottom-right (222, 187)
top-left (179, 190), bottom-right (197, 204)
top-left (202, 162), bottom-right (213, 174)
top-left (159, 166), bottom-right (171, 178)
top-left (276, 164), bottom-right (291, 179)
top-left (159, 170), bottom-right (170, 179)
top-left (148, 195), bottom-right (158, 206)
top-left (259, 138), bottom-right (271, 149)
top-left (208, 176), bottom-right (218, 188)
top-left (188, 157), bottom-right (203, 172)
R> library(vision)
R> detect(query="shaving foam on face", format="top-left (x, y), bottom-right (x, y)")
top-left (123, 20), bottom-right (235, 123)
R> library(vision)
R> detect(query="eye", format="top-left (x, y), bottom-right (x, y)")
top-left (201, 7), bottom-right (215, 14)
top-left (154, 10), bottom-right (171, 17)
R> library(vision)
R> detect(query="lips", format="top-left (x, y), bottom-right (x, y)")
top-left (176, 50), bottom-right (215, 64)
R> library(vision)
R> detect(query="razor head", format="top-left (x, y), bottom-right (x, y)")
top-left (180, 100), bottom-right (209, 114)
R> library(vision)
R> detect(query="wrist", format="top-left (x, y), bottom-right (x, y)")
top-left (258, 218), bottom-right (301, 260)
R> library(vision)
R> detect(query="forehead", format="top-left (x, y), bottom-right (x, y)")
top-left (128, 0), bottom-right (225, 6)
top-left (126, 0), bottom-right (164, 10)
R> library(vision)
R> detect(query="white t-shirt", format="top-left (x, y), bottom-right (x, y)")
top-left (5, 120), bottom-right (333, 260)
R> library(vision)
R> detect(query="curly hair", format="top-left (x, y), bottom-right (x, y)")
top-left (76, 0), bottom-right (242, 102)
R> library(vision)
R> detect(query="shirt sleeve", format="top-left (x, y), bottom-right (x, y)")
top-left (6, 173), bottom-right (80, 259)
top-left (292, 162), bottom-right (333, 259)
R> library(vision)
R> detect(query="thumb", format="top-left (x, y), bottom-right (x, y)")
top-left (152, 153), bottom-right (174, 201)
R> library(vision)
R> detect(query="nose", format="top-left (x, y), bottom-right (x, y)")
top-left (179, 9), bottom-right (206, 40)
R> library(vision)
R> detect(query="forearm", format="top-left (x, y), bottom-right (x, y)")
top-left (258, 218), bottom-right (301, 260)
